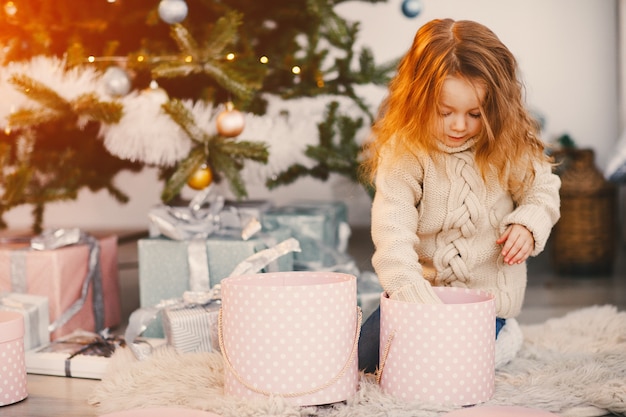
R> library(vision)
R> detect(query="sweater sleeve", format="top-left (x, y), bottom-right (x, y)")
top-left (371, 153), bottom-right (443, 304)
top-left (501, 160), bottom-right (561, 255)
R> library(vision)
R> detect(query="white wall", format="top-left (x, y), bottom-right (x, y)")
top-left (621, 0), bottom-right (626, 131)
top-left (335, 0), bottom-right (620, 164)
top-left (618, 0), bottom-right (625, 239)
top-left (3, 0), bottom-right (620, 232)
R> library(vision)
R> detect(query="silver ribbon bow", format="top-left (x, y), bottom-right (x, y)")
top-left (148, 185), bottom-right (261, 242)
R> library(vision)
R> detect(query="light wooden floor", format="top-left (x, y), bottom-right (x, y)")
top-left (3, 226), bottom-right (625, 416)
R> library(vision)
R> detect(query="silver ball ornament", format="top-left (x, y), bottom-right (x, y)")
top-left (401, 0), bottom-right (423, 18)
top-left (158, 0), bottom-right (188, 25)
top-left (103, 66), bottom-right (131, 97)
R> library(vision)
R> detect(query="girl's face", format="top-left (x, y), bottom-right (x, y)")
top-left (436, 76), bottom-right (485, 148)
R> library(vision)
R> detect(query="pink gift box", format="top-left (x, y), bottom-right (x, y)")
top-left (0, 310), bottom-right (28, 406)
top-left (0, 235), bottom-right (121, 340)
top-left (220, 271), bottom-right (361, 406)
top-left (378, 287), bottom-right (496, 406)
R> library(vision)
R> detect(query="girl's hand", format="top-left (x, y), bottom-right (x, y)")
top-left (496, 224), bottom-right (534, 265)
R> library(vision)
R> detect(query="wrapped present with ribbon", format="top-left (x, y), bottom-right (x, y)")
top-left (0, 292), bottom-right (50, 350)
top-left (161, 291), bottom-right (221, 354)
top-left (138, 186), bottom-right (295, 337)
top-left (128, 237), bottom-right (301, 356)
top-left (260, 200), bottom-right (351, 267)
top-left (24, 329), bottom-right (164, 379)
top-left (0, 229), bottom-right (121, 340)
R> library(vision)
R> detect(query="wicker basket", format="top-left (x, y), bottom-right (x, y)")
top-left (551, 148), bottom-right (617, 275)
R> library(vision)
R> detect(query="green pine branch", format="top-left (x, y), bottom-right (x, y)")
top-left (152, 12), bottom-right (259, 102)
top-left (160, 99), bottom-right (269, 203)
top-left (0, 126), bottom-right (140, 232)
top-left (161, 99), bottom-right (212, 144)
top-left (161, 147), bottom-right (206, 202)
top-left (9, 74), bottom-right (72, 114)
top-left (72, 93), bottom-right (124, 124)
top-left (216, 138), bottom-right (269, 162)
top-left (8, 74), bottom-right (123, 128)
top-left (266, 100), bottom-right (369, 192)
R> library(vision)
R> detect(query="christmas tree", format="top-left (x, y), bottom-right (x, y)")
top-left (0, 0), bottom-right (395, 232)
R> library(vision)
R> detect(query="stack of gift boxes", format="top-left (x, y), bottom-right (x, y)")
top-left (0, 196), bottom-right (383, 379)
top-left (0, 230), bottom-right (122, 342)
top-left (134, 197), bottom-right (362, 345)
top-left (0, 229), bottom-right (125, 378)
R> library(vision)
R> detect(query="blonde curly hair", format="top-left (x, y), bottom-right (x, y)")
top-left (361, 18), bottom-right (551, 195)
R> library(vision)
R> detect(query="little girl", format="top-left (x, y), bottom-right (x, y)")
top-left (358, 18), bottom-right (561, 373)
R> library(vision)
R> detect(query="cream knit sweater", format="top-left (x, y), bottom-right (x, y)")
top-left (371, 139), bottom-right (561, 318)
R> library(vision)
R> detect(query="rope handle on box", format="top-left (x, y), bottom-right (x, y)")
top-left (375, 329), bottom-right (396, 385)
top-left (218, 306), bottom-right (362, 398)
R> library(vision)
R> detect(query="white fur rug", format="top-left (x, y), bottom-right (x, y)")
top-left (89, 305), bottom-right (626, 417)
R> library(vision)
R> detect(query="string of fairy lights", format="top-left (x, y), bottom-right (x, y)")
top-left (108, 0), bottom-right (302, 79)
top-left (3, 0), bottom-right (420, 80)
top-left (2, 0), bottom-right (303, 80)
top-left (86, 52), bottom-right (300, 77)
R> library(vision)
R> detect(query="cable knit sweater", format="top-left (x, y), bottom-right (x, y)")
top-left (371, 139), bottom-right (561, 318)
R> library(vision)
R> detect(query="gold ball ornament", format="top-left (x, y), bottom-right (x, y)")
top-left (216, 103), bottom-right (245, 137)
top-left (187, 165), bottom-right (213, 190)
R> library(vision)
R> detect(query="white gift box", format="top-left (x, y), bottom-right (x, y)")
top-left (25, 330), bottom-right (165, 380)
top-left (0, 292), bottom-right (50, 351)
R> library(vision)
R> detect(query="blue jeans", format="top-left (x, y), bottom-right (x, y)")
top-left (357, 306), bottom-right (507, 373)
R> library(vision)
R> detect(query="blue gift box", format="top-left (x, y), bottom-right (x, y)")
top-left (138, 226), bottom-right (293, 337)
top-left (260, 200), bottom-right (350, 266)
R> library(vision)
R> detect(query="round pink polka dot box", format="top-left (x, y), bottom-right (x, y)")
top-left (219, 271), bottom-right (360, 406)
top-left (0, 310), bottom-right (28, 406)
top-left (378, 287), bottom-right (496, 406)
